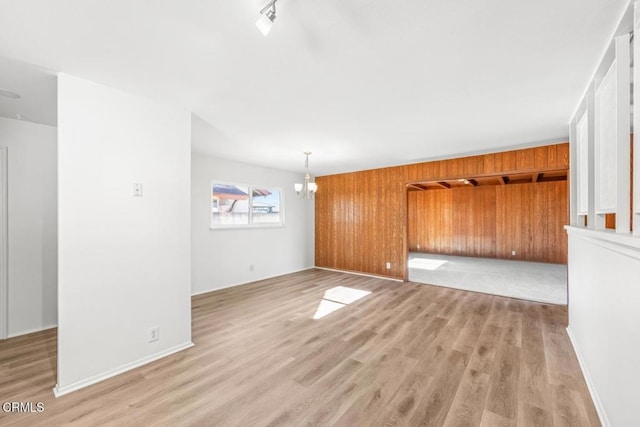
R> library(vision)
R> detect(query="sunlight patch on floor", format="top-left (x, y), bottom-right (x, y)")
top-left (313, 286), bottom-right (371, 320)
top-left (408, 257), bottom-right (448, 270)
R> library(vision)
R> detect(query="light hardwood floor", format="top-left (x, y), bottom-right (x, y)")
top-left (0, 269), bottom-right (599, 426)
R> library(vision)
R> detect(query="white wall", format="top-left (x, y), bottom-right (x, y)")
top-left (0, 117), bottom-right (57, 337)
top-left (191, 150), bottom-right (315, 295)
top-left (566, 227), bottom-right (640, 427)
top-left (56, 74), bottom-right (192, 396)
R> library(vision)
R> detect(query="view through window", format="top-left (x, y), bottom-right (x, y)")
top-left (211, 182), bottom-right (283, 228)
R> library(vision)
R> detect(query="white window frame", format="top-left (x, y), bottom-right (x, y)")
top-left (210, 180), bottom-right (285, 229)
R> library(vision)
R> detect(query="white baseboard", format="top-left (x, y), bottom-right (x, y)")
top-left (314, 266), bottom-right (404, 282)
top-left (191, 266), bottom-right (315, 297)
top-left (7, 323), bottom-right (57, 339)
top-left (53, 341), bottom-right (194, 398)
top-left (566, 326), bottom-right (610, 427)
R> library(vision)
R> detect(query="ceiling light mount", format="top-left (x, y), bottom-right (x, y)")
top-left (256, 0), bottom-right (278, 36)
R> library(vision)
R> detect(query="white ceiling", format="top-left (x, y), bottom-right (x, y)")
top-left (0, 57), bottom-right (56, 126)
top-left (0, 0), bottom-right (630, 175)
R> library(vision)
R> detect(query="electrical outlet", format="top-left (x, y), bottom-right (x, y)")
top-left (417, 244), bottom-right (420, 250)
top-left (148, 326), bottom-right (159, 342)
top-left (511, 250), bottom-right (516, 256)
top-left (386, 262), bottom-right (391, 270)
top-left (249, 264), bottom-right (254, 271)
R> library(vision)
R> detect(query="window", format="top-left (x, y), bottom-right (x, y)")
top-left (211, 181), bottom-right (283, 228)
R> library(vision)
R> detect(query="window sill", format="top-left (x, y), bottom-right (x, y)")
top-left (210, 223), bottom-right (285, 231)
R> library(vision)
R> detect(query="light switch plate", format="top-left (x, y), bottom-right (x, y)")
top-left (133, 183), bottom-right (143, 197)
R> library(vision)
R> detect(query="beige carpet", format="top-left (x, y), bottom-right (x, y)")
top-left (408, 252), bottom-right (567, 305)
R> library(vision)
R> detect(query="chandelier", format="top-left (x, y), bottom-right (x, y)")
top-left (294, 152), bottom-right (318, 198)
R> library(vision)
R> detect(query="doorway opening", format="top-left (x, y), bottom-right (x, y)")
top-left (405, 170), bottom-right (569, 305)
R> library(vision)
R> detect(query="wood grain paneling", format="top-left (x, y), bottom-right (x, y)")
top-left (315, 166), bottom-right (408, 277)
top-left (496, 182), bottom-right (568, 263)
top-left (408, 187), bottom-right (497, 258)
top-left (605, 214), bottom-right (616, 229)
top-left (408, 182), bottom-right (567, 263)
top-left (315, 143), bottom-right (570, 279)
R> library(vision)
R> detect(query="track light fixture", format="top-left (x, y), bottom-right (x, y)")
top-left (256, 0), bottom-right (278, 36)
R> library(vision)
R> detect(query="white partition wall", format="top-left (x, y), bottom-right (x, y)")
top-left (56, 74), bottom-right (193, 396)
top-left (566, 3), bottom-right (638, 426)
top-left (566, 230), bottom-right (640, 427)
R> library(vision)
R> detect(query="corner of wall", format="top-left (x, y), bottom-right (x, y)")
top-left (565, 326), bottom-right (610, 427)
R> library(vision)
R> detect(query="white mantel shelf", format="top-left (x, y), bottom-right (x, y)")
top-left (565, 225), bottom-right (640, 260)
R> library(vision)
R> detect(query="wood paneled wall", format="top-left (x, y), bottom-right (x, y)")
top-left (408, 182), bottom-right (568, 263)
top-left (315, 166), bottom-right (407, 278)
top-left (407, 186), bottom-right (496, 258)
top-left (315, 143), bottom-right (569, 279)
